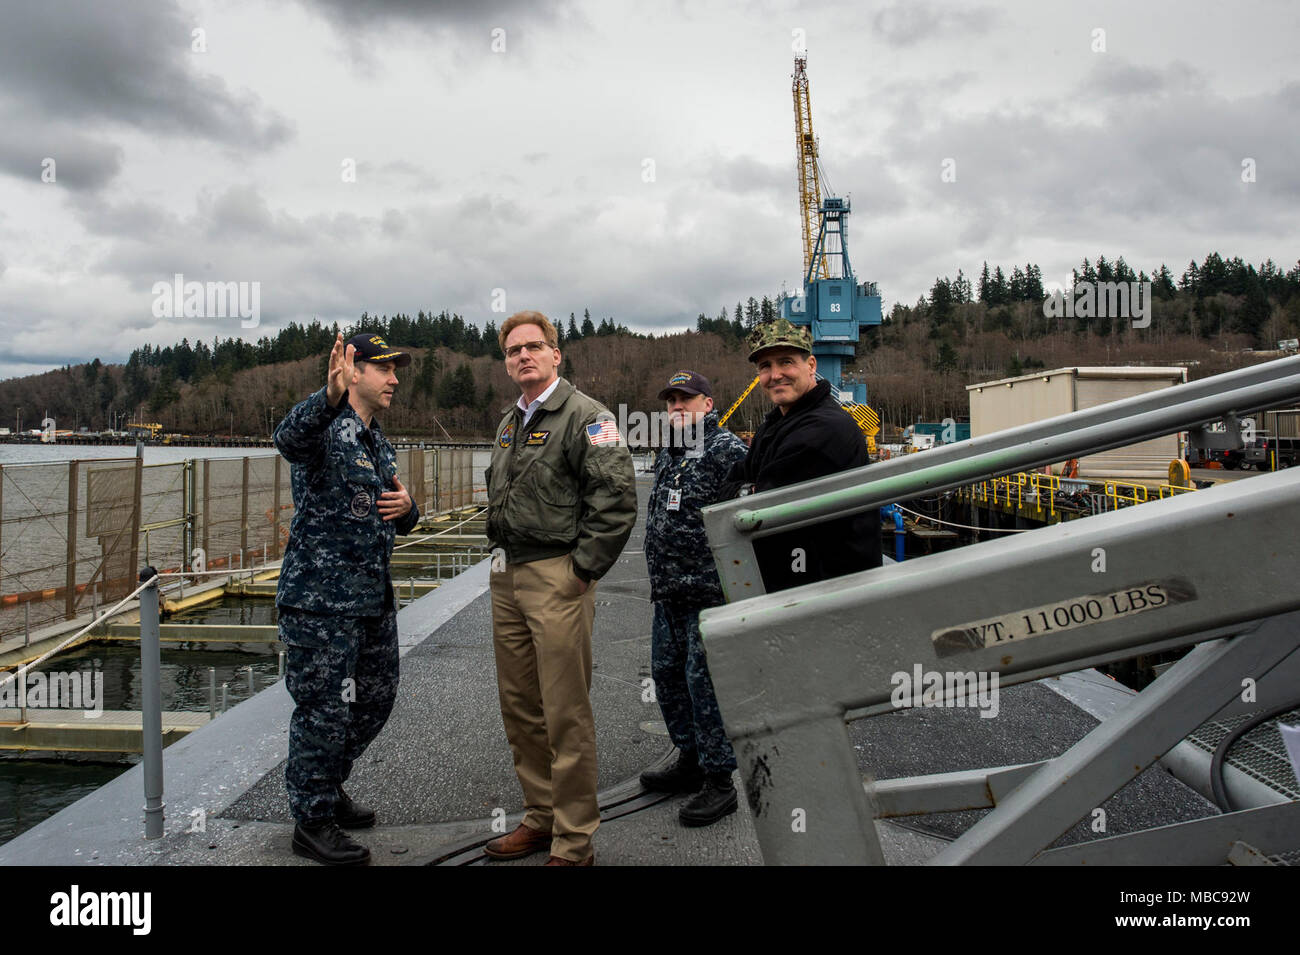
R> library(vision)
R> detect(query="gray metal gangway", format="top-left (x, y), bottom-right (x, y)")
top-left (701, 354), bottom-right (1300, 865)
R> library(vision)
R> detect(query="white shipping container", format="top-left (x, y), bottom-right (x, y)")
top-left (966, 367), bottom-right (1187, 479)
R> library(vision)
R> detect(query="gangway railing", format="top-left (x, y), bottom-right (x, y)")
top-left (700, 355), bottom-right (1300, 864)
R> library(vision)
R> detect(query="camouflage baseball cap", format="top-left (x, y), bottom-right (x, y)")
top-left (746, 319), bottom-right (813, 362)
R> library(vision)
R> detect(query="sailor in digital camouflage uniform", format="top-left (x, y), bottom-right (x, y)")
top-left (639, 371), bottom-right (749, 826)
top-left (273, 332), bottom-right (420, 866)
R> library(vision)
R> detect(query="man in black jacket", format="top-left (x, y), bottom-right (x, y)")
top-left (723, 320), bottom-right (881, 592)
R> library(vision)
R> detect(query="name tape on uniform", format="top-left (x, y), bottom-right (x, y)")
top-left (931, 578), bottom-right (1197, 658)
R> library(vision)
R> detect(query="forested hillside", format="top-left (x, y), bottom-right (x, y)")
top-left (3, 252), bottom-right (1297, 440)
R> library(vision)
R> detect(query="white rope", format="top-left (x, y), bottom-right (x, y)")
top-left (893, 503), bottom-right (1029, 534)
top-left (393, 505), bottom-right (488, 551)
top-left (154, 566), bottom-right (276, 578)
top-left (0, 574), bottom-right (160, 686)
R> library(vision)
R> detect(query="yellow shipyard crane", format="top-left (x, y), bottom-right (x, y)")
top-left (794, 54), bottom-right (828, 283)
top-left (720, 54), bottom-right (881, 456)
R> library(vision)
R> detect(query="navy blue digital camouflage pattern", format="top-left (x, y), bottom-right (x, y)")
top-left (643, 412), bottom-right (747, 607)
top-left (281, 607), bottom-right (399, 824)
top-left (274, 386), bottom-right (420, 616)
top-left (644, 411), bottom-right (746, 776)
top-left (651, 602), bottom-right (737, 775)
top-left (273, 385), bottom-right (418, 825)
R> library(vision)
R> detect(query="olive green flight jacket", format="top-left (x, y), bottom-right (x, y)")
top-left (485, 378), bottom-right (637, 580)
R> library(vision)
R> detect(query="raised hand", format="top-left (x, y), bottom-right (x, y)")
top-left (326, 332), bottom-right (356, 407)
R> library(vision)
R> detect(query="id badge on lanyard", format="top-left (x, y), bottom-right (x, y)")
top-left (666, 488), bottom-right (682, 511)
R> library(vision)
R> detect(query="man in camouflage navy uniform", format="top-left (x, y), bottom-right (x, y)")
top-left (274, 331), bottom-right (420, 865)
top-left (640, 371), bottom-right (748, 826)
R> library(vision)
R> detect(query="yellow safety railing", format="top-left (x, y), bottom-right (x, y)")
top-left (962, 469), bottom-right (1194, 521)
top-left (1103, 480), bottom-right (1149, 509)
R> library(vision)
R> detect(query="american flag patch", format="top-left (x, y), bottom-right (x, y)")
top-left (586, 419), bottom-right (622, 446)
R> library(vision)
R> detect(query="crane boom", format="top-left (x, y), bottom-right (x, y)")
top-left (793, 55), bottom-right (827, 282)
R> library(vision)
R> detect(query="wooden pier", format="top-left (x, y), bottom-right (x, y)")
top-left (0, 709), bottom-right (210, 753)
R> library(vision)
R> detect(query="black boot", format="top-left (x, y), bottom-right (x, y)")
top-left (640, 750), bottom-right (704, 793)
top-left (679, 773), bottom-right (738, 827)
top-left (292, 821), bottom-right (371, 865)
top-left (335, 786), bottom-right (376, 829)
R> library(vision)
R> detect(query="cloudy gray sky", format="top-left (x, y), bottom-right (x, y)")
top-left (1, 0), bottom-right (1297, 379)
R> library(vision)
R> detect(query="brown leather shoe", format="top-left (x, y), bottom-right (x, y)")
top-left (483, 823), bottom-right (551, 860)
top-left (544, 854), bottom-right (595, 866)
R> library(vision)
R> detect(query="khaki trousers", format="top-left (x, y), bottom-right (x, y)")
top-left (490, 554), bottom-right (599, 861)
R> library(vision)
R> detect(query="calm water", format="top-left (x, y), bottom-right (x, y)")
top-left (0, 597), bottom-right (283, 846)
top-left (0, 760), bottom-right (133, 846)
top-left (0, 443), bottom-right (274, 466)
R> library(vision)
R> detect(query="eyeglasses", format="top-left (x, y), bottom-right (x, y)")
top-left (505, 340), bottom-right (552, 358)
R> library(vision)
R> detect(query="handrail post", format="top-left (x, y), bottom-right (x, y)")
top-left (138, 567), bottom-right (165, 839)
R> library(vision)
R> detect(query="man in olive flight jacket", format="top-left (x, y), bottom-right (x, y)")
top-left (482, 310), bottom-right (637, 866)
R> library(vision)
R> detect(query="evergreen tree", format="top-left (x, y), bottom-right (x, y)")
top-left (1024, 264), bottom-right (1044, 301)
top-left (581, 309), bottom-right (595, 337)
top-left (437, 364), bottom-right (476, 408)
top-left (928, 276), bottom-right (955, 325)
top-left (991, 266), bottom-right (1008, 305)
top-left (415, 352), bottom-right (440, 399)
top-left (1154, 264), bottom-right (1177, 299)
top-left (483, 321), bottom-right (504, 359)
top-left (1010, 266), bottom-right (1026, 301)
top-left (567, 313), bottom-right (581, 340)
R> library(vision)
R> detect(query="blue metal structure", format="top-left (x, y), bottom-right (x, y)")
top-left (779, 191), bottom-right (884, 406)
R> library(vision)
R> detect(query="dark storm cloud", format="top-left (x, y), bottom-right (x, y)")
top-left (0, 113), bottom-right (125, 192)
top-left (0, 0), bottom-right (291, 148)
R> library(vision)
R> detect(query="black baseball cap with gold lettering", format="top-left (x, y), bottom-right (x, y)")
top-left (657, 370), bottom-right (712, 400)
top-left (346, 333), bottom-right (411, 368)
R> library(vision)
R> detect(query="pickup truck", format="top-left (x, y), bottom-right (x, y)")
top-left (1244, 436), bottom-right (1297, 470)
